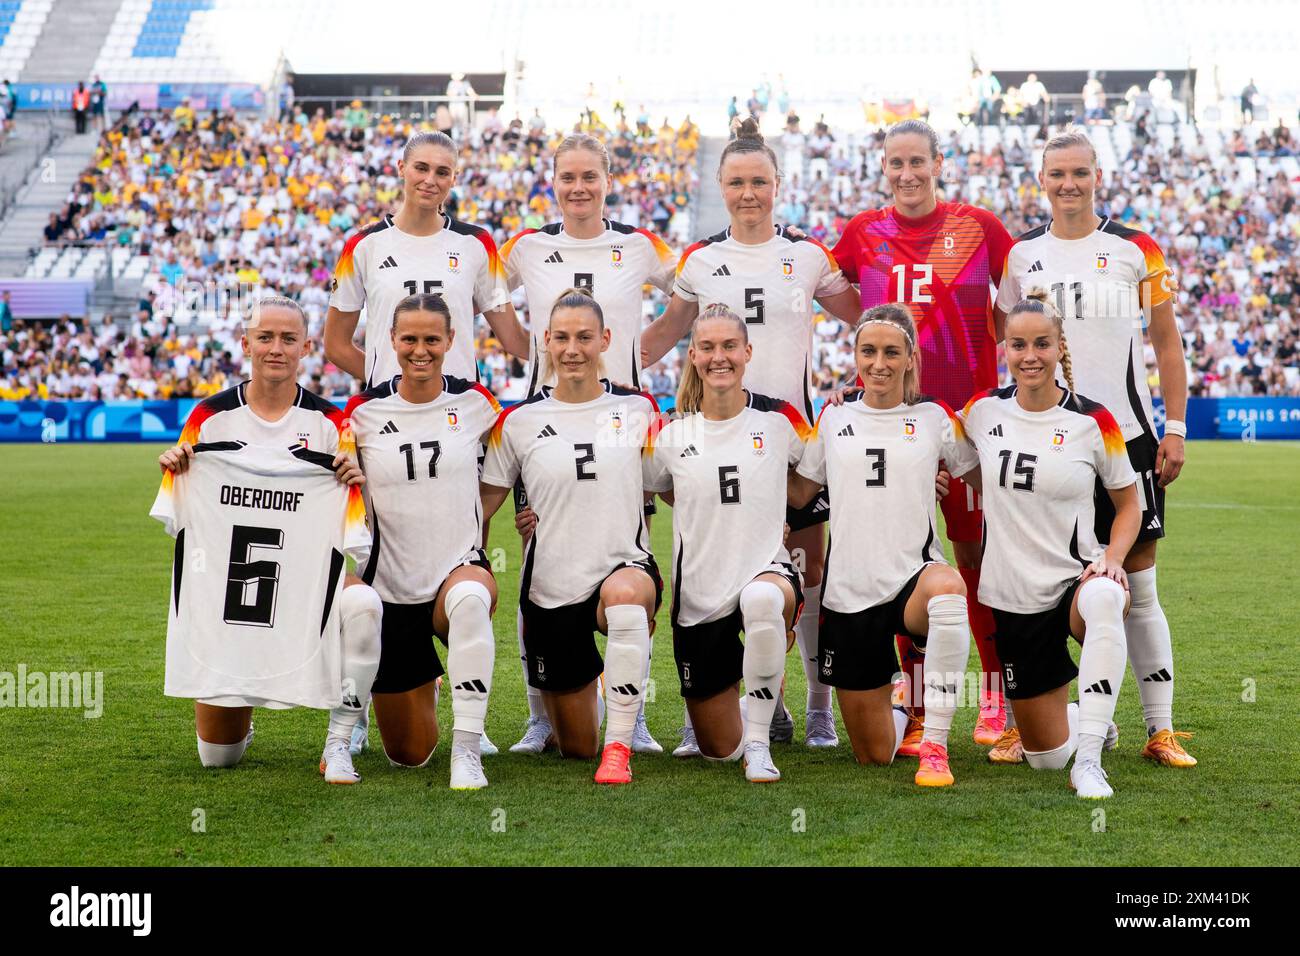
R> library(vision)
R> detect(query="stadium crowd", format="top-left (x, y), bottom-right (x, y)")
top-left (8, 99), bottom-right (1300, 402)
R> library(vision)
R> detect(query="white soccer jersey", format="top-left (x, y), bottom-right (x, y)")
top-left (499, 220), bottom-right (675, 392)
top-left (481, 381), bottom-right (659, 608)
top-left (995, 218), bottom-right (1176, 442)
top-left (179, 381), bottom-right (344, 453)
top-left (674, 225), bottom-right (850, 423)
top-left (330, 214), bottom-right (510, 387)
top-left (345, 375), bottom-right (502, 604)
top-left (798, 398), bottom-right (979, 612)
top-left (150, 442), bottom-right (370, 709)
top-left (961, 386), bottom-right (1137, 613)
top-left (645, 392), bottom-right (809, 627)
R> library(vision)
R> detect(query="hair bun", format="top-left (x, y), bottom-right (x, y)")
top-left (556, 286), bottom-right (595, 302)
top-left (1023, 285), bottom-right (1051, 304)
top-left (736, 117), bottom-right (763, 142)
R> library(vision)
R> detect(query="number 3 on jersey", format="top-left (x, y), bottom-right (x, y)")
top-left (891, 263), bottom-right (933, 304)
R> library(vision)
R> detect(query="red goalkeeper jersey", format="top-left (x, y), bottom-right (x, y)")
top-left (832, 201), bottom-right (1014, 409)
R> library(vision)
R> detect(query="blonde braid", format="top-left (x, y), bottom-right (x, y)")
top-left (1059, 331), bottom-right (1077, 396)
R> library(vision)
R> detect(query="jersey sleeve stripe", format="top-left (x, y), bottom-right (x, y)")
top-left (924, 397), bottom-right (965, 440)
top-left (960, 387), bottom-right (1000, 419)
top-left (334, 217), bottom-right (388, 280)
top-left (675, 239), bottom-right (709, 277)
top-left (487, 401), bottom-right (529, 447)
top-left (1084, 405), bottom-right (1127, 456)
top-left (635, 228), bottom-right (674, 265)
top-left (469, 228), bottom-right (506, 281)
top-left (346, 484), bottom-right (367, 532)
top-left (499, 228), bottom-right (536, 262)
top-left (777, 400), bottom-right (813, 442)
top-left (179, 398), bottom-right (220, 445)
top-left (470, 381), bottom-right (504, 414)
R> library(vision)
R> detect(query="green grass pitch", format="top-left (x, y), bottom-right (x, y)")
top-left (1, 441), bottom-right (1297, 866)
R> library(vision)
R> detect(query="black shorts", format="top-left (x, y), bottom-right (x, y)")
top-left (991, 580), bottom-right (1080, 701)
top-left (372, 551), bottom-right (492, 694)
top-left (786, 487), bottom-right (830, 531)
top-left (817, 568), bottom-right (925, 691)
top-left (1094, 432), bottom-right (1165, 544)
top-left (673, 562), bottom-right (804, 699)
top-left (521, 557), bottom-right (663, 693)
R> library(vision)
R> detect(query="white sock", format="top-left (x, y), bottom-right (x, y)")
top-left (196, 733), bottom-right (249, 768)
top-left (1024, 701), bottom-right (1079, 769)
top-left (890, 707), bottom-right (909, 763)
top-left (603, 605), bottom-right (650, 748)
top-left (740, 581), bottom-right (787, 745)
top-left (921, 594), bottom-right (971, 747)
top-left (520, 608), bottom-right (546, 721)
top-left (1125, 566), bottom-right (1175, 735)
top-left (795, 582), bottom-right (831, 711)
top-left (702, 739), bottom-right (745, 763)
top-left (446, 580), bottom-right (494, 740)
top-left (639, 635), bottom-right (653, 723)
top-left (1077, 577), bottom-right (1128, 741)
top-left (327, 584), bottom-right (382, 740)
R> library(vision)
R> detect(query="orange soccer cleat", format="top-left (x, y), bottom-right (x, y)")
top-left (915, 741), bottom-right (955, 787)
top-left (987, 726), bottom-right (1024, 764)
top-left (1140, 729), bottom-right (1197, 768)
top-left (594, 742), bottom-right (634, 784)
top-left (896, 714), bottom-right (925, 758)
top-left (972, 690), bottom-right (1007, 746)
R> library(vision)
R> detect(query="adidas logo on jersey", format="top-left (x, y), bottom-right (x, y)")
top-left (712, 264), bottom-right (732, 276)
top-left (544, 251), bottom-right (564, 264)
top-left (1084, 679), bottom-right (1114, 695)
top-left (379, 420), bottom-right (400, 434)
top-left (378, 256), bottom-right (398, 270)
top-left (537, 424), bottom-right (558, 439)
top-left (1142, 668), bottom-right (1173, 683)
top-left (988, 424), bottom-right (1004, 437)
top-left (680, 444), bottom-right (700, 458)
top-left (1027, 260), bottom-right (1043, 273)
top-left (453, 679), bottom-right (488, 693)
top-left (837, 425), bottom-right (855, 437)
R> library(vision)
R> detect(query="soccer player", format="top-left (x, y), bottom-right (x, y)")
top-left (343, 294), bottom-right (503, 789)
top-left (788, 305), bottom-right (977, 786)
top-left (831, 118), bottom-right (1016, 754)
top-left (324, 130), bottom-right (530, 388)
top-left (644, 305), bottom-right (806, 783)
top-left (641, 117), bottom-right (860, 753)
top-left (960, 290), bottom-right (1139, 798)
top-left (995, 129), bottom-right (1195, 768)
top-left (498, 133), bottom-right (675, 756)
top-left (156, 296), bottom-right (382, 784)
top-left (480, 289), bottom-right (662, 784)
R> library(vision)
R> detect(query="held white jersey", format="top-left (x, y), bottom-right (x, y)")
top-left (150, 442), bottom-right (370, 709)
top-left (500, 220), bottom-right (675, 392)
top-left (179, 381), bottom-right (345, 453)
top-left (675, 226), bottom-right (850, 424)
top-left (645, 392), bottom-right (810, 627)
top-left (961, 386), bottom-right (1137, 613)
top-left (330, 214), bottom-right (510, 387)
top-left (481, 381), bottom-right (659, 608)
top-left (345, 375), bottom-right (502, 604)
top-left (995, 219), bottom-right (1176, 442)
top-left (798, 398), bottom-right (978, 612)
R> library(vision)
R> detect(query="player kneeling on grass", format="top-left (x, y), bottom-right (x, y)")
top-left (343, 294), bottom-right (504, 790)
top-left (481, 289), bottom-right (662, 784)
top-left (789, 305), bottom-right (976, 786)
top-left (958, 290), bottom-right (1139, 799)
top-left (644, 305), bottom-right (807, 783)
top-left (154, 296), bottom-right (380, 783)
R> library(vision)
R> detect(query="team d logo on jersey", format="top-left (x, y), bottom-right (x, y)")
top-left (942, 233), bottom-right (956, 256)
top-left (903, 418), bottom-right (917, 442)
top-left (1095, 253), bottom-right (1109, 273)
top-left (1052, 428), bottom-right (1067, 450)
top-left (447, 253), bottom-right (461, 274)
top-left (297, 431), bottom-right (311, 448)
top-left (611, 245), bottom-right (624, 268)
top-left (446, 409), bottom-right (460, 431)
top-left (781, 257), bottom-right (795, 281)
top-left (609, 410), bottom-right (623, 430)
top-left (751, 432), bottom-right (766, 455)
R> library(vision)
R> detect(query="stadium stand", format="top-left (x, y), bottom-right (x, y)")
top-left (0, 0), bottom-right (49, 81)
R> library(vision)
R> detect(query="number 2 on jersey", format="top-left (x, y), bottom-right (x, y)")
top-left (891, 263), bottom-right (933, 304)
top-left (574, 443), bottom-right (597, 481)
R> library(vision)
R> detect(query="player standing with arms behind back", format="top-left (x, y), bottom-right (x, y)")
top-left (499, 134), bottom-right (676, 756)
top-left (641, 118), bottom-right (860, 753)
top-left (832, 119), bottom-right (1015, 753)
top-left (995, 129), bottom-right (1194, 767)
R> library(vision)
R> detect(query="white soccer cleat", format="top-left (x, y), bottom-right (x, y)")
top-left (743, 741), bottom-right (781, 783)
top-left (320, 736), bottom-right (360, 785)
top-left (673, 725), bottom-right (701, 758)
top-left (480, 732), bottom-right (499, 757)
top-left (805, 707), bottom-right (840, 748)
top-left (631, 710), bottom-right (663, 754)
top-left (1104, 721), bottom-right (1119, 752)
top-left (1070, 759), bottom-right (1113, 799)
top-left (349, 708), bottom-right (369, 757)
top-left (769, 704), bottom-right (794, 744)
top-left (450, 744), bottom-right (489, 790)
top-left (509, 716), bottom-right (554, 754)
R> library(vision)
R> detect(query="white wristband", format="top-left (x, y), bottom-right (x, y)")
top-left (1164, 420), bottom-right (1187, 438)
